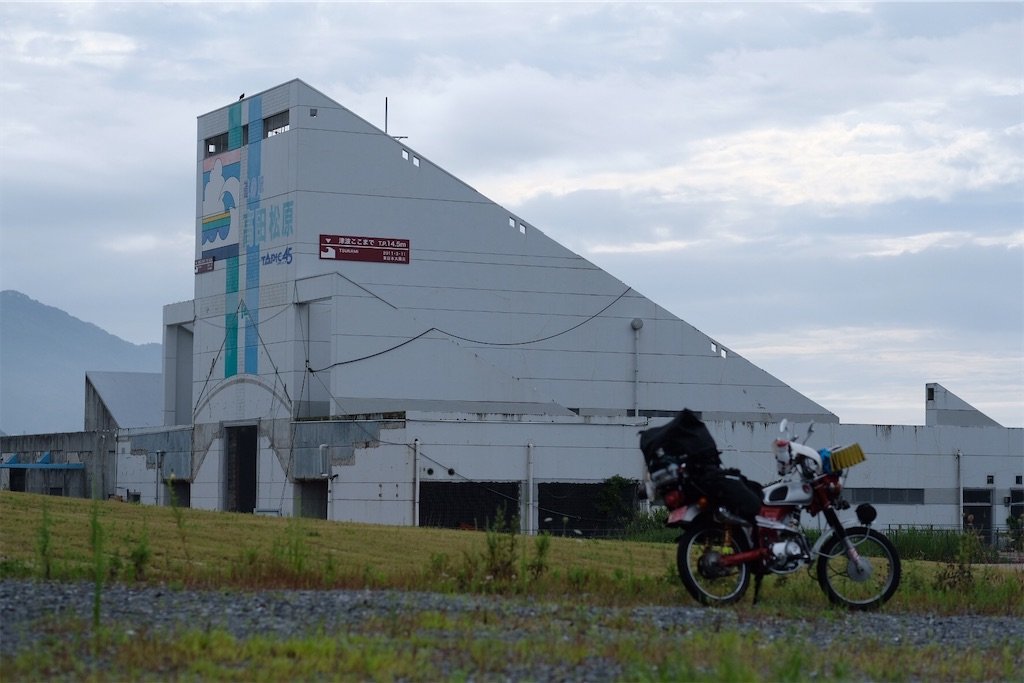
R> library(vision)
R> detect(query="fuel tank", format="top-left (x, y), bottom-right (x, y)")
top-left (762, 479), bottom-right (813, 506)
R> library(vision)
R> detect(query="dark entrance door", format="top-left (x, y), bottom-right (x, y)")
top-left (963, 489), bottom-right (993, 545)
top-left (298, 479), bottom-right (328, 519)
top-left (225, 425), bottom-right (257, 513)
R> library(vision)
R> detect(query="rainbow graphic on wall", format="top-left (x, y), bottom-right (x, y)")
top-left (201, 148), bottom-right (242, 260)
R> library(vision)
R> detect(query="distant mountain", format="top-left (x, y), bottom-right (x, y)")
top-left (0, 290), bottom-right (162, 435)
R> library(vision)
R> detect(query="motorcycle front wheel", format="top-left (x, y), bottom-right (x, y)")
top-left (677, 523), bottom-right (751, 605)
top-left (816, 526), bottom-right (901, 610)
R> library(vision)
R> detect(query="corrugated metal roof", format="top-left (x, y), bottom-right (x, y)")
top-left (86, 371), bottom-right (163, 428)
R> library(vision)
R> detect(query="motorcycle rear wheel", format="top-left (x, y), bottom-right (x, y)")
top-left (816, 526), bottom-right (901, 610)
top-left (677, 523), bottom-right (751, 605)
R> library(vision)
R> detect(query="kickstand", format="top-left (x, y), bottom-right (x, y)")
top-left (752, 574), bottom-right (763, 605)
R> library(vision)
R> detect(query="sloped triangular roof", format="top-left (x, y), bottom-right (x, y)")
top-left (926, 383), bottom-right (1001, 427)
top-left (86, 371), bottom-right (163, 429)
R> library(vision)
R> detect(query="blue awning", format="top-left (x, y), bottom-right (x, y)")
top-left (0, 452), bottom-right (84, 470)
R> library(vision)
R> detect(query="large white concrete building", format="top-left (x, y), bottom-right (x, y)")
top-left (3, 80), bottom-right (1021, 541)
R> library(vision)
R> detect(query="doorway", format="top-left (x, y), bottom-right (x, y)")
top-left (297, 479), bottom-right (328, 519)
top-left (963, 488), bottom-right (993, 545)
top-left (225, 425), bottom-right (257, 513)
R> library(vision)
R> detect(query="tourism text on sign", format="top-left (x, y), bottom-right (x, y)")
top-left (319, 234), bottom-right (410, 264)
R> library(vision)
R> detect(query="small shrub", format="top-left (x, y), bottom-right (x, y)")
top-left (1007, 512), bottom-right (1023, 552)
top-left (933, 531), bottom-right (986, 592)
top-left (130, 529), bottom-right (152, 581)
top-left (482, 507), bottom-right (518, 582)
top-left (525, 533), bottom-right (550, 580)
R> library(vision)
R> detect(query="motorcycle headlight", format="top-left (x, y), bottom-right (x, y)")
top-left (856, 503), bottom-right (877, 525)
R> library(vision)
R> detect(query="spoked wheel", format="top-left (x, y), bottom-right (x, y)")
top-left (677, 523), bottom-right (751, 605)
top-left (816, 526), bottom-right (901, 610)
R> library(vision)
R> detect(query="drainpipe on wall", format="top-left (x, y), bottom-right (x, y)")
top-left (631, 318), bottom-right (643, 417)
top-left (155, 450), bottom-right (165, 507)
top-left (956, 449), bottom-right (963, 530)
top-left (527, 442), bottom-right (535, 536)
top-left (320, 444), bottom-right (331, 521)
top-left (413, 438), bottom-right (420, 528)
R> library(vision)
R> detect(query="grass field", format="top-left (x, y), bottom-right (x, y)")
top-left (2, 491), bottom-right (1022, 681)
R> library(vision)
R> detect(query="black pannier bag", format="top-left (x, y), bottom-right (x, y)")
top-left (639, 408), bottom-right (722, 472)
top-left (640, 409), bottom-right (762, 523)
top-left (699, 468), bottom-right (763, 523)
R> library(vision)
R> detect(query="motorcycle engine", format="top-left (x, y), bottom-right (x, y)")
top-left (767, 537), bottom-right (806, 573)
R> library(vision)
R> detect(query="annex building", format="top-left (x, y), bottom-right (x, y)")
top-left (3, 80), bottom-right (1021, 541)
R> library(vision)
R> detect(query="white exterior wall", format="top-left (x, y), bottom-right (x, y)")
top-left (114, 439), bottom-right (156, 504)
top-left (299, 414), bottom-right (1020, 533)
top-left (107, 409), bottom-right (1019, 534)
top-left (191, 442), bottom-right (222, 511)
top-left (256, 434), bottom-right (295, 515)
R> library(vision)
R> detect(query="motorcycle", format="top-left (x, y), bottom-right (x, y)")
top-left (640, 415), bottom-right (901, 610)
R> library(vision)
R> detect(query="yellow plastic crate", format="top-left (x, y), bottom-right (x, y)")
top-left (831, 443), bottom-right (866, 470)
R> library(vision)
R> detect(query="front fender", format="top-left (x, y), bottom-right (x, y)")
top-left (810, 521), bottom-right (861, 558)
top-left (810, 527), bottom-right (837, 558)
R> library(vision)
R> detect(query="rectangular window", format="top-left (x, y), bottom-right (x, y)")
top-left (205, 132), bottom-right (229, 157)
top-left (264, 110), bottom-right (290, 138)
top-left (963, 489), bottom-right (992, 504)
top-left (846, 488), bottom-right (924, 505)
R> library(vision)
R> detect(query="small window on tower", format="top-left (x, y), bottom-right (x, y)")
top-left (264, 110), bottom-right (290, 138)
top-left (205, 132), bottom-right (229, 157)
top-left (310, 107), bottom-right (318, 117)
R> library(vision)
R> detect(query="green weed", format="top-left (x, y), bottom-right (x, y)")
top-left (129, 525), bottom-right (152, 582)
top-left (37, 502), bottom-right (53, 580)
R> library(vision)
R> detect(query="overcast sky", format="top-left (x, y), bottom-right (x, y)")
top-left (1, 2), bottom-right (1021, 427)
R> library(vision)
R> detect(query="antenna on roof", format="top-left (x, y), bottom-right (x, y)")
top-left (385, 97), bottom-right (407, 140)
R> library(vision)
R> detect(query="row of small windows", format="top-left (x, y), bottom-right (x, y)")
top-left (400, 149), bottom-right (420, 167)
top-left (205, 110), bottom-right (290, 157)
top-left (846, 488), bottom-right (1024, 506)
top-left (845, 488), bottom-right (925, 505)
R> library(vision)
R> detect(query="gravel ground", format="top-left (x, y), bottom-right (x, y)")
top-left (2, 579), bottom-right (1022, 679)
